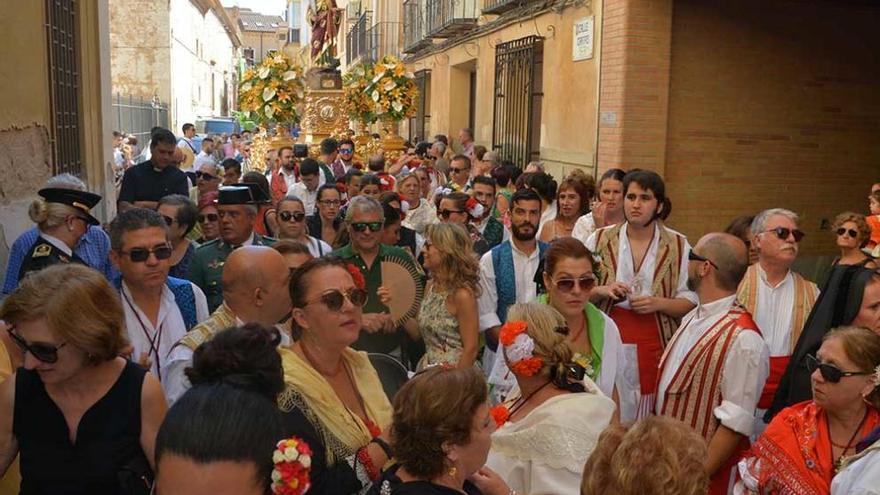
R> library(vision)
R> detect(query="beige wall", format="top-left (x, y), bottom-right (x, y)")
top-left (407, 2), bottom-right (601, 178)
top-left (109, 0), bottom-right (172, 103)
top-left (241, 29), bottom-right (288, 64)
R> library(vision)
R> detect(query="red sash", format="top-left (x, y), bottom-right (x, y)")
top-left (610, 306), bottom-right (663, 395)
top-left (757, 355), bottom-right (790, 409)
top-left (710, 436), bottom-right (750, 495)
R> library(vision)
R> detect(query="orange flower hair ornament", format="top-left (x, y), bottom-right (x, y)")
top-left (499, 321), bottom-right (544, 377)
top-left (465, 197), bottom-right (485, 219)
top-left (271, 436), bottom-right (312, 495)
top-left (345, 263), bottom-right (366, 290)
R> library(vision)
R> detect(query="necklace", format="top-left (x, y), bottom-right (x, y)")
top-left (507, 380), bottom-right (553, 420)
top-left (829, 409), bottom-right (869, 472)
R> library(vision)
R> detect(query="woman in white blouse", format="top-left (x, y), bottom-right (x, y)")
top-left (485, 302), bottom-right (615, 495)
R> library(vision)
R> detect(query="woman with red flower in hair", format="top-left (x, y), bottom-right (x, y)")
top-left (485, 302), bottom-right (615, 495)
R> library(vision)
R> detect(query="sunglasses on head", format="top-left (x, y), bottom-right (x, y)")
top-left (198, 213), bottom-right (219, 223)
top-left (805, 354), bottom-right (871, 384)
top-left (438, 209), bottom-right (463, 220)
top-left (762, 226), bottom-right (805, 243)
top-left (688, 250), bottom-right (719, 269)
top-left (552, 276), bottom-right (596, 293)
top-left (351, 222), bottom-right (382, 233)
top-left (7, 328), bottom-right (66, 364)
top-left (836, 228), bottom-right (859, 238)
top-left (196, 171), bottom-right (219, 180)
top-left (279, 211), bottom-right (306, 223)
top-left (119, 244), bottom-right (173, 263)
top-left (306, 287), bottom-right (368, 311)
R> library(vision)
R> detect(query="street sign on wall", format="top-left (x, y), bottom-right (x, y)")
top-left (573, 16), bottom-right (594, 61)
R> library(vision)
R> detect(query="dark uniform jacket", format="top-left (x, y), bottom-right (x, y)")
top-left (187, 234), bottom-right (275, 312)
top-left (18, 236), bottom-right (86, 281)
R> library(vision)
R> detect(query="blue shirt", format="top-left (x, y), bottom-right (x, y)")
top-left (3, 226), bottom-right (118, 295)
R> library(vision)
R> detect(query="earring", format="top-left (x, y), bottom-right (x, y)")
top-left (448, 466), bottom-right (458, 478)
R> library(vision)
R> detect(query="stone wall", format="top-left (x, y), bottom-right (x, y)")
top-left (109, 0), bottom-right (172, 103)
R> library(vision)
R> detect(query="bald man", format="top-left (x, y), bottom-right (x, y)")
top-left (162, 246), bottom-right (292, 404)
top-left (655, 233), bottom-right (770, 494)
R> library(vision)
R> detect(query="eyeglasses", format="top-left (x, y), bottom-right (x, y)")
top-left (450, 167), bottom-right (469, 174)
top-left (319, 199), bottom-right (341, 206)
top-left (805, 354), bottom-right (871, 384)
top-left (552, 276), bottom-right (597, 293)
top-left (761, 227), bottom-right (805, 243)
top-left (836, 228), bottom-right (859, 238)
top-left (339, 148), bottom-right (354, 154)
top-left (161, 215), bottom-right (175, 226)
top-left (688, 250), bottom-right (719, 269)
top-left (350, 221), bottom-right (383, 233)
top-left (199, 213), bottom-right (219, 223)
top-left (195, 171), bottom-right (219, 181)
top-left (305, 288), bottom-right (368, 311)
top-left (438, 209), bottom-right (464, 220)
top-left (279, 211), bottom-right (306, 223)
top-left (7, 327), bottom-right (67, 364)
top-left (119, 244), bottom-right (173, 263)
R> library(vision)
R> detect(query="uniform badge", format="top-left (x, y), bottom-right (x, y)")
top-left (207, 259), bottom-right (225, 269)
top-left (33, 244), bottom-right (52, 258)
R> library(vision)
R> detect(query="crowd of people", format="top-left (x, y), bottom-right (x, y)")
top-left (0, 123), bottom-right (879, 495)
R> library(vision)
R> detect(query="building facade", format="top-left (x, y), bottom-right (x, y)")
top-left (227, 6), bottom-right (288, 66)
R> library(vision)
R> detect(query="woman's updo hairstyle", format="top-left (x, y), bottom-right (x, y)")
top-left (505, 302), bottom-right (585, 392)
top-left (28, 198), bottom-right (80, 230)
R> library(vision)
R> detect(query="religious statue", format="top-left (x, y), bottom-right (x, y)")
top-left (308, 0), bottom-right (342, 68)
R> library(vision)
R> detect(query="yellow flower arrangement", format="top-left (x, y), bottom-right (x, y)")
top-left (238, 51), bottom-right (305, 125)
top-left (343, 62), bottom-right (377, 124)
top-left (364, 55), bottom-right (418, 122)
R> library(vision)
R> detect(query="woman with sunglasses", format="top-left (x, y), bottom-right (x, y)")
top-left (280, 256), bottom-right (393, 494)
top-left (0, 264), bottom-right (168, 493)
top-left (831, 212), bottom-right (876, 269)
top-left (157, 194), bottom-right (199, 279)
top-left (195, 191), bottom-right (220, 244)
top-left (435, 191), bottom-right (490, 256)
top-left (736, 326), bottom-right (880, 495)
top-left (308, 184), bottom-right (343, 249)
top-left (539, 237), bottom-right (630, 422)
top-left (485, 302), bottom-right (615, 495)
top-left (275, 195), bottom-right (332, 257)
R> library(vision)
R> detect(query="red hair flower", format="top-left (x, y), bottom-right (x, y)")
top-left (345, 263), bottom-right (366, 290)
top-left (489, 404), bottom-right (510, 428)
top-left (510, 357), bottom-right (544, 377)
top-left (499, 321), bottom-right (528, 346)
top-left (271, 436), bottom-right (312, 495)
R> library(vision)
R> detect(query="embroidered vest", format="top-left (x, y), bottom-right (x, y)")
top-left (594, 223), bottom-right (685, 347)
top-left (114, 276), bottom-right (197, 331)
top-left (482, 216), bottom-right (504, 249)
top-left (737, 264), bottom-right (817, 354)
top-left (658, 303), bottom-right (759, 440)
top-left (176, 303), bottom-right (237, 351)
top-left (491, 240), bottom-right (548, 324)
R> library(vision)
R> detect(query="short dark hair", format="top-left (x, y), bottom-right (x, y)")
top-left (360, 173), bottom-right (382, 189)
top-left (472, 176), bottom-right (497, 192)
top-left (201, 137), bottom-right (214, 145)
top-left (182, 123), bottom-right (195, 133)
top-left (491, 164), bottom-right (513, 187)
top-left (623, 169), bottom-right (671, 220)
top-left (451, 155), bottom-right (471, 170)
top-left (109, 207), bottom-right (167, 252)
top-left (151, 128), bottom-right (177, 148)
top-left (242, 172), bottom-right (271, 202)
top-left (221, 158), bottom-right (242, 176)
top-left (317, 183), bottom-right (340, 202)
top-left (511, 187), bottom-right (542, 207)
top-left (338, 138), bottom-right (355, 150)
top-left (158, 194), bottom-right (199, 235)
top-left (383, 203), bottom-right (401, 227)
top-left (112, 130), bottom-right (123, 138)
top-left (272, 239), bottom-right (313, 258)
top-left (344, 168), bottom-right (364, 185)
top-left (320, 137), bottom-right (338, 155)
top-left (368, 155), bottom-right (385, 172)
top-left (277, 145), bottom-right (293, 156)
top-left (433, 134), bottom-right (449, 146)
top-left (299, 158), bottom-right (320, 177)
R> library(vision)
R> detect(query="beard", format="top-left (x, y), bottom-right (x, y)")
top-left (686, 272), bottom-right (700, 292)
top-left (511, 221), bottom-right (538, 241)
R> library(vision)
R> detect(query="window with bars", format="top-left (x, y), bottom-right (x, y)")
top-left (492, 36), bottom-right (544, 168)
top-left (45, 0), bottom-right (82, 177)
top-left (408, 69), bottom-right (431, 143)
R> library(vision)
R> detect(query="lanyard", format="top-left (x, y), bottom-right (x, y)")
top-left (121, 289), bottom-right (164, 382)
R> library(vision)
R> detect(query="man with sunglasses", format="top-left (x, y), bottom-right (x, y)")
top-left (333, 196), bottom-right (422, 356)
top-left (337, 138), bottom-right (363, 175)
top-left (164, 246), bottom-right (292, 404)
top-left (109, 208), bottom-right (209, 384)
top-left (656, 233), bottom-right (770, 494)
top-left (737, 208), bottom-right (819, 430)
top-left (447, 155), bottom-right (472, 193)
top-left (188, 185), bottom-right (277, 312)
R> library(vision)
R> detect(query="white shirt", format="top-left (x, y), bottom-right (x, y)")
top-left (656, 294), bottom-right (770, 436)
top-left (751, 264), bottom-right (800, 356)
top-left (289, 182), bottom-right (319, 216)
top-left (304, 236), bottom-right (332, 257)
top-left (120, 281), bottom-right (209, 382)
top-left (585, 222), bottom-right (698, 309)
top-left (477, 241), bottom-right (543, 331)
top-left (538, 201), bottom-right (557, 233)
top-left (162, 314), bottom-right (291, 405)
top-left (192, 151), bottom-right (216, 172)
top-left (572, 212), bottom-right (596, 245)
top-left (831, 443), bottom-right (880, 495)
top-left (271, 167), bottom-right (298, 193)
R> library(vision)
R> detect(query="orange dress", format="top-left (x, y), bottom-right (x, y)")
top-left (738, 401), bottom-right (880, 495)
top-left (867, 215), bottom-right (880, 249)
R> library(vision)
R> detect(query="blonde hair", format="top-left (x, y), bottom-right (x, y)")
top-left (581, 416), bottom-right (709, 495)
top-left (0, 264), bottom-right (128, 364)
top-left (506, 302), bottom-right (572, 379)
top-left (425, 223), bottom-right (480, 296)
top-left (824, 326), bottom-right (880, 410)
top-left (28, 198), bottom-right (80, 231)
top-left (831, 212), bottom-right (871, 246)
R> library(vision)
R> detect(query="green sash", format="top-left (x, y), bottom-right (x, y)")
top-left (538, 294), bottom-right (605, 382)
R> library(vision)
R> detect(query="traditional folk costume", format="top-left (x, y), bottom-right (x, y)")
top-left (735, 401), bottom-right (880, 495)
top-left (831, 426), bottom-right (880, 495)
top-left (586, 222), bottom-right (698, 421)
top-left (737, 263), bottom-right (818, 433)
top-left (656, 296), bottom-right (769, 495)
top-left (278, 347), bottom-right (392, 494)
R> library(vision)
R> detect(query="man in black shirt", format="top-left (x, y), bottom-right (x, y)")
top-left (118, 128), bottom-right (189, 211)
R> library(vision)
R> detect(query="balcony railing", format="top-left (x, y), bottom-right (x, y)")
top-left (346, 11), bottom-right (372, 65)
top-left (425, 0), bottom-right (478, 38)
top-left (482, 0), bottom-right (521, 15)
top-left (365, 22), bottom-right (403, 63)
top-left (346, 0), bottom-right (362, 22)
top-left (403, 0), bottom-right (431, 53)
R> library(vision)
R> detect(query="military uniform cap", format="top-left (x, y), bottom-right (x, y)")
top-left (216, 183), bottom-right (271, 205)
top-left (38, 188), bottom-right (102, 225)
